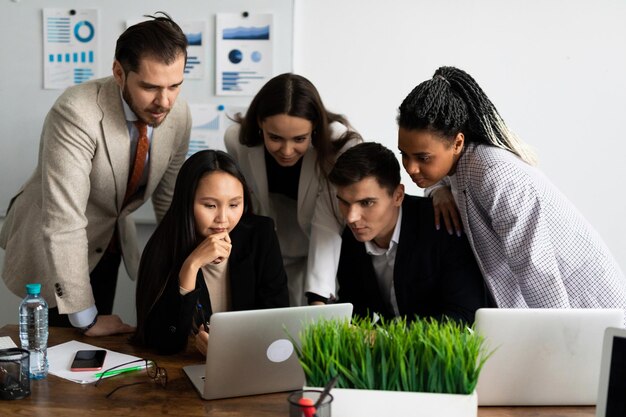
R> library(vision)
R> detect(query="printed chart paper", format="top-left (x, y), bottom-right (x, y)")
top-left (215, 13), bottom-right (273, 96)
top-left (43, 8), bottom-right (98, 89)
top-left (187, 103), bottom-right (247, 158)
top-left (180, 20), bottom-right (207, 79)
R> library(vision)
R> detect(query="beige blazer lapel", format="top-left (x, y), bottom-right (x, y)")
top-left (143, 122), bottom-right (175, 202)
top-left (296, 146), bottom-right (318, 231)
top-left (98, 79), bottom-right (130, 212)
top-left (247, 145), bottom-right (271, 215)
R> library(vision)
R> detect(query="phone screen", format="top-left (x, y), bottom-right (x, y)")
top-left (70, 349), bottom-right (107, 371)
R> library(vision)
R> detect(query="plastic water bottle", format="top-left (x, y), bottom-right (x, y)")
top-left (19, 283), bottom-right (49, 379)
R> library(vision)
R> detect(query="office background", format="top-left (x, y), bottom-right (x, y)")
top-left (1, 0), bottom-right (625, 326)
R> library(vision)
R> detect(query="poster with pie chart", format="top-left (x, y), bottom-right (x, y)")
top-left (43, 8), bottom-right (98, 90)
top-left (215, 13), bottom-right (273, 96)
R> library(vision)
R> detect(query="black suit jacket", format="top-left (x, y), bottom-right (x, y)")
top-left (337, 195), bottom-right (490, 324)
top-left (144, 214), bottom-right (289, 354)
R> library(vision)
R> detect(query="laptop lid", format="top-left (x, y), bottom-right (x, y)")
top-left (596, 327), bottom-right (626, 417)
top-left (475, 308), bottom-right (624, 406)
top-left (183, 303), bottom-right (353, 400)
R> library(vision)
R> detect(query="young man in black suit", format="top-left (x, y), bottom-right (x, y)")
top-left (329, 142), bottom-right (491, 323)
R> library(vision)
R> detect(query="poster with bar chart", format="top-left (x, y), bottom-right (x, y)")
top-left (43, 8), bottom-right (98, 90)
top-left (180, 21), bottom-right (207, 80)
top-left (215, 13), bottom-right (273, 96)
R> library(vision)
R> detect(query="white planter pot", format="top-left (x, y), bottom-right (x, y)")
top-left (305, 387), bottom-right (477, 417)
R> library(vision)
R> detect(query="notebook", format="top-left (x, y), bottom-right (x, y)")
top-left (183, 303), bottom-right (353, 400)
top-left (474, 308), bottom-right (624, 406)
top-left (0, 336), bottom-right (17, 349)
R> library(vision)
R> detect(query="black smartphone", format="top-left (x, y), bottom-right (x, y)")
top-left (70, 349), bottom-right (107, 371)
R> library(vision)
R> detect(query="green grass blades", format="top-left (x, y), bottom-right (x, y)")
top-left (291, 316), bottom-right (489, 395)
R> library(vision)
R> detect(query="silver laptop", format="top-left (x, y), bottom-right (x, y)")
top-left (183, 304), bottom-right (353, 400)
top-left (475, 308), bottom-right (624, 406)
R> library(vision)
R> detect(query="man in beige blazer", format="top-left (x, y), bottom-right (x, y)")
top-left (0, 13), bottom-right (191, 336)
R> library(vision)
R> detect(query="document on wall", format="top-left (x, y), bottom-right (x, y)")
top-left (215, 13), bottom-right (273, 96)
top-left (43, 8), bottom-right (98, 90)
top-left (180, 21), bottom-right (208, 80)
top-left (186, 103), bottom-right (247, 158)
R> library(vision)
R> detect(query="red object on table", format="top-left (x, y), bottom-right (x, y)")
top-left (297, 397), bottom-right (316, 417)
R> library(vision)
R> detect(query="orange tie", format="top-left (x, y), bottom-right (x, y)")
top-left (124, 121), bottom-right (150, 204)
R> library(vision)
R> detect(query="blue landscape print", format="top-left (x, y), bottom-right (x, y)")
top-left (186, 32), bottom-right (202, 46)
top-left (223, 25), bottom-right (270, 40)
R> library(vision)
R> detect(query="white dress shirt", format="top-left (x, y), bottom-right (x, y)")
top-left (364, 207), bottom-right (403, 317)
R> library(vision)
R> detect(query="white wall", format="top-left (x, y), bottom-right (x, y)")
top-left (293, 0), bottom-right (626, 273)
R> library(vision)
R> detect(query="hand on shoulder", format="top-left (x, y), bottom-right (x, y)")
top-left (431, 186), bottom-right (462, 237)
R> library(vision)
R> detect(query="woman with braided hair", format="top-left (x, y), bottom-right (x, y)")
top-left (397, 66), bottom-right (626, 310)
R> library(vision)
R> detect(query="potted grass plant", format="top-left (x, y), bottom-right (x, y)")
top-left (292, 316), bottom-right (490, 417)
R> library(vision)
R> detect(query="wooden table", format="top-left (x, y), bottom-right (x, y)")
top-left (0, 325), bottom-right (595, 416)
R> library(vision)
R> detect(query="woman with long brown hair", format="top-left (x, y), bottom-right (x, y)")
top-left (225, 73), bottom-right (361, 306)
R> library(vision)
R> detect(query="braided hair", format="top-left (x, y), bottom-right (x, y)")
top-left (398, 66), bottom-right (536, 165)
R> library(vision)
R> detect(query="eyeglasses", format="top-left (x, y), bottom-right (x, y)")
top-left (94, 359), bottom-right (167, 398)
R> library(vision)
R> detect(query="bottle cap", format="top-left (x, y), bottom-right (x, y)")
top-left (25, 283), bottom-right (41, 295)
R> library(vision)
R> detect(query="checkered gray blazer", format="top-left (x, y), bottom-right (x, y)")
top-left (448, 143), bottom-right (626, 309)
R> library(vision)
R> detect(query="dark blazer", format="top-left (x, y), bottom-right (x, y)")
top-left (337, 195), bottom-right (491, 324)
top-left (144, 214), bottom-right (289, 354)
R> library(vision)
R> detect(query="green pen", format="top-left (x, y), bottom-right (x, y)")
top-left (94, 364), bottom-right (145, 379)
